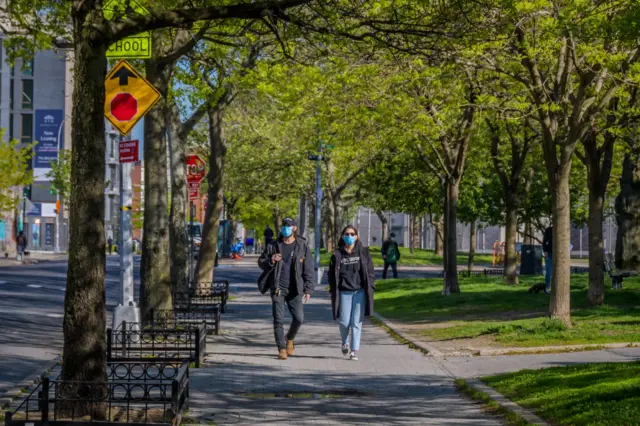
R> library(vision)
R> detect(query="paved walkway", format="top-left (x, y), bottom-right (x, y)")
top-left (190, 279), bottom-right (504, 425)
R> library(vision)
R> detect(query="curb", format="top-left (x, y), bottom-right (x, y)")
top-left (477, 342), bottom-right (640, 356)
top-left (465, 379), bottom-right (550, 425)
top-left (372, 313), bottom-right (444, 357)
top-left (0, 356), bottom-right (61, 410)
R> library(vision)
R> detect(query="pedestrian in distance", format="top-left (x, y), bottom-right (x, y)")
top-left (107, 236), bottom-right (113, 255)
top-left (381, 232), bottom-right (401, 279)
top-left (543, 225), bottom-right (553, 294)
top-left (264, 225), bottom-right (274, 247)
top-left (258, 218), bottom-right (314, 360)
top-left (329, 225), bottom-right (375, 361)
top-left (16, 231), bottom-right (26, 261)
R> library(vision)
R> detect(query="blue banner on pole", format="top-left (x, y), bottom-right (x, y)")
top-left (34, 110), bottom-right (64, 169)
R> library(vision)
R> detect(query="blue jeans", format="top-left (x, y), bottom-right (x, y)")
top-left (545, 255), bottom-right (552, 293)
top-left (339, 289), bottom-right (365, 351)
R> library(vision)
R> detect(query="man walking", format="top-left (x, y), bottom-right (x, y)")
top-left (543, 225), bottom-right (553, 294)
top-left (107, 236), bottom-right (113, 255)
top-left (259, 218), bottom-right (314, 360)
top-left (16, 231), bottom-right (26, 261)
top-left (264, 225), bottom-right (274, 246)
top-left (381, 233), bottom-right (401, 279)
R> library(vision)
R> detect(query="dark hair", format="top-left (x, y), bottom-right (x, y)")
top-left (338, 225), bottom-right (360, 249)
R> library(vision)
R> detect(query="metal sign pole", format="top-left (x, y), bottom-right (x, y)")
top-left (113, 132), bottom-right (139, 328)
top-left (314, 150), bottom-right (323, 285)
top-left (189, 199), bottom-right (194, 287)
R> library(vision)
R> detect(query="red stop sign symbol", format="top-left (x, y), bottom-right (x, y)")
top-left (111, 92), bottom-right (138, 122)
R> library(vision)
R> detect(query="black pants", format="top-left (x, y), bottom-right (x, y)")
top-left (272, 289), bottom-right (304, 350)
top-left (383, 262), bottom-right (398, 279)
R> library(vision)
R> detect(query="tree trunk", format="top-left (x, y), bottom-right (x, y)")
top-left (468, 220), bottom-right (476, 271)
top-left (411, 214), bottom-right (420, 251)
top-left (167, 103), bottom-right (189, 293)
top-left (140, 41), bottom-right (172, 321)
top-left (61, 39), bottom-right (107, 415)
top-left (443, 181), bottom-right (460, 294)
top-left (587, 190), bottom-right (606, 305)
top-left (549, 159), bottom-right (573, 326)
top-left (273, 206), bottom-right (282, 235)
top-left (524, 222), bottom-right (533, 244)
top-left (376, 210), bottom-right (388, 242)
top-left (433, 215), bottom-right (444, 256)
top-left (504, 197), bottom-right (519, 284)
top-left (195, 104), bottom-right (226, 283)
top-left (332, 194), bottom-right (343, 246)
top-left (615, 150), bottom-right (640, 271)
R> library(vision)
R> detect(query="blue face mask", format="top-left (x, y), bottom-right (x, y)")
top-left (281, 226), bottom-right (293, 237)
top-left (343, 235), bottom-right (357, 246)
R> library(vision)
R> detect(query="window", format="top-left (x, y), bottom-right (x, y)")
top-left (20, 113), bottom-right (33, 143)
top-left (21, 79), bottom-right (33, 109)
top-left (22, 58), bottom-right (33, 76)
top-left (9, 78), bottom-right (14, 110)
top-left (9, 113), bottom-right (14, 141)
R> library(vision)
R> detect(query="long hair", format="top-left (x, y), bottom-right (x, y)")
top-left (338, 225), bottom-right (361, 250)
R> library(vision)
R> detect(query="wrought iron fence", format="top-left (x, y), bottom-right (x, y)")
top-left (149, 306), bottom-right (220, 335)
top-left (183, 280), bottom-right (230, 313)
top-left (5, 362), bottom-right (189, 426)
top-left (107, 321), bottom-right (206, 367)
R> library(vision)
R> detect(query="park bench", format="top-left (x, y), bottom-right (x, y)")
top-left (107, 320), bottom-right (207, 367)
top-left (5, 361), bottom-right (189, 426)
top-left (177, 279), bottom-right (230, 313)
top-left (603, 253), bottom-right (637, 289)
top-left (571, 266), bottom-right (589, 274)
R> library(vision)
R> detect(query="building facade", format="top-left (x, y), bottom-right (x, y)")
top-left (0, 38), bottom-right (72, 253)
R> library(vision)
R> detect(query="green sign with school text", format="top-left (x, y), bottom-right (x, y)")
top-left (104, 0), bottom-right (151, 59)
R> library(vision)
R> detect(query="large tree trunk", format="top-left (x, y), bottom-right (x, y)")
top-left (331, 193), bottom-right (343, 246)
top-left (504, 197), bottom-right (519, 284)
top-left (468, 220), bottom-right (476, 271)
top-left (195, 104), bottom-right (226, 283)
top-left (376, 210), bottom-right (388, 243)
top-left (411, 214), bottom-right (420, 251)
top-left (61, 39), bottom-right (107, 413)
top-left (587, 190), bottom-right (606, 305)
top-left (549, 158), bottom-right (573, 326)
top-left (615, 150), bottom-right (640, 271)
top-left (432, 214), bottom-right (444, 256)
top-left (443, 181), bottom-right (460, 294)
top-left (523, 222), bottom-right (533, 244)
top-left (167, 103), bottom-right (189, 293)
top-left (140, 39), bottom-right (172, 321)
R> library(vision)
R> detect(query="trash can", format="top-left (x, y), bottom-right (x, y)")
top-left (520, 244), bottom-right (543, 275)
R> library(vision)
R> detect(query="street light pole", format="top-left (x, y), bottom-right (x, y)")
top-left (308, 143), bottom-right (324, 285)
top-left (54, 118), bottom-right (65, 253)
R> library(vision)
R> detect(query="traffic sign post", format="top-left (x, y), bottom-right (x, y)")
top-left (104, 0), bottom-right (151, 59)
top-left (186, 154), bottom-right (206, 285)
top-left (105, 60), bottom-right (161, 135)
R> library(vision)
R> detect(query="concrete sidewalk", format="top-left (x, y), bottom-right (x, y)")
top-left (190, 281), bottom-right (504, 425)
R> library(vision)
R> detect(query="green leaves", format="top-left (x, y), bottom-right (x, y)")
top-left (0, 133), bottom-right (34, 213)
top-left (45, 149), bottom-right (72, 203)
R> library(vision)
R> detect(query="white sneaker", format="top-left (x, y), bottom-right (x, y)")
top-left (349, 351), bottom-right (358, 361)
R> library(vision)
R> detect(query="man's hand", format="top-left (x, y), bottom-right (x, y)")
top-left (303, 293), bottom-right (311, 303)
top-left (271, 253), bottom-right (282, 264)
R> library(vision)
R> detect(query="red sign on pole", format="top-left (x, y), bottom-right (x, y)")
top-left (119, 139), bottom-right (139, 163)
top-left (186, 154), bottom-right (206, 184)
top-left (188, 182), bottom-right (200, 201)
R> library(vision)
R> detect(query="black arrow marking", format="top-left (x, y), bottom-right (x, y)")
top-left (111, 66), bottom-right (138, 86)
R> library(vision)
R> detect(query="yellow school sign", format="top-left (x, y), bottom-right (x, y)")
top-left (104, 60), bottom-right (161, 135)
top-left (104, 0), bottom-right (151, 59)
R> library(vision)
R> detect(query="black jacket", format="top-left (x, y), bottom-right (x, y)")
top-left (258, 235), bottom-right (314, 295)
top-left (381, 240), bottom-right (401, 262)
top-left (329, 245), bottom-right (375, 320)
top-left (543, 226), bottom-right (553, 255)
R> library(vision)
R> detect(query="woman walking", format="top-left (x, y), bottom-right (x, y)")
top-left (329, 225), bottom-right (375, 361)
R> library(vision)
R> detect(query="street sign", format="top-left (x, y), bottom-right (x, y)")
top-left (104, 60), bottom-right (161, 135)
top-left (104, 0), bottom-right (151, 59)
top-left (119, 139), bottom-right (139, 163)
top-left (186, 154), bottom-right (206, 183)
top-left (188, 182), bottom-right (200, 201)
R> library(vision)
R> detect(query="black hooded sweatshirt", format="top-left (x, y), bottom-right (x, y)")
top-left (338, 246), bottom-right (363, 291)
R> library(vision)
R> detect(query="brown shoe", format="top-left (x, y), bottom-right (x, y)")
top-left (286, 340), bottom-right (295, 356)
top-left (278, 349), bottom-right (288, 360)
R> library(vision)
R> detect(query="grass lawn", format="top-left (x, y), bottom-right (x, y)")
top-left (482, 362), bottom-right (640, 425)
top-left (319, 247), bottom-right (494, 267)
top-left (375, 275), bottom-right (640, 347)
